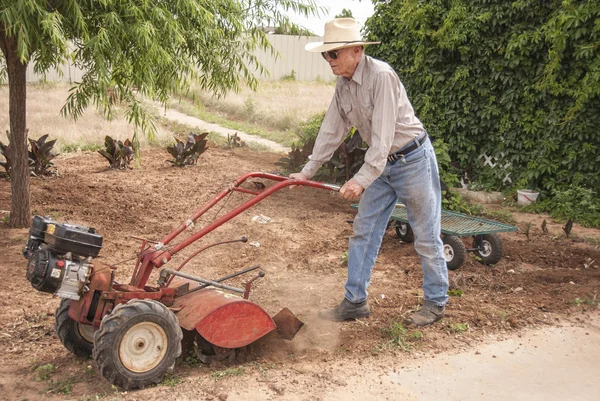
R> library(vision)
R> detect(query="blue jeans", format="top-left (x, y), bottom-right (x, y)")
top-left (345, 135), bottom-right (449, 307)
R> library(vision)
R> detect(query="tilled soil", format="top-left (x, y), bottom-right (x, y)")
top-left (0, 146), bottom-right (599, 401)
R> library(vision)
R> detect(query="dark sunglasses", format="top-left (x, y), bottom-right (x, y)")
top-left (321, 49), bottom-right (341, 60)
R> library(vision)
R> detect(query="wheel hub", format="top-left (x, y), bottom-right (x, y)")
top-left (77, 323), bottom-right (95, 343)
top-left (479, 240), bottom-right (492, 257)
top-left (398, 223), bottom-right (408, 236)
top-left (119, 322), bottom-right (168, 373)
top-left (443, 244), bottom-right (454, 261)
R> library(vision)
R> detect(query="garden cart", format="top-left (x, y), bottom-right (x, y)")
top-left (352, 203), bottom-right (517, 270)
top-left (22, 172), bottom-right (340, 390)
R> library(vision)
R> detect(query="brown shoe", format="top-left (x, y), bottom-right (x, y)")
top-left (405, 300), bottom-right (445, 327)
top-left (319, 298), bottom-right (370, 322)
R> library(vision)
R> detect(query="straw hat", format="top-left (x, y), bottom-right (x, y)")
top-left (305, 18), bottom-right (380, 53)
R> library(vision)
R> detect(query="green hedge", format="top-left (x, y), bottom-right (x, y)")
top-left (364, 0), bottom-right (600, 196)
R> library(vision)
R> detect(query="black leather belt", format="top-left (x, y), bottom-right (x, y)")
top-left (387, 132), bottom-right (428, 163)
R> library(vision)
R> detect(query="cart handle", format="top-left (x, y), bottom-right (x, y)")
top-left (130, 173), bottom-right (339, 288)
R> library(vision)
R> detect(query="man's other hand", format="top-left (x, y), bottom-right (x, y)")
top-left (289, 172), bottom-right (309, 189)
top-left (340, 179), bottom-right (363, 200)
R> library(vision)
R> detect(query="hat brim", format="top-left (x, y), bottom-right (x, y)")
top-left (305, 41), bottom-right (381, 53)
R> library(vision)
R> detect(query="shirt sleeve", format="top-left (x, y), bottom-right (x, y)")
top-left (300, 92), bottom-right (349, 179)
top-left (352, 71), bottom-right (400, 189)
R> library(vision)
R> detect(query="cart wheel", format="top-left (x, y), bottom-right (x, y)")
top-left (55, 298), bottom-right (94, 358)
top-left (443, 235), bottom-right (466, 271)
top-left (472, 234), bottom-right (503, 265)
top-left (395, 222), bottom-right (415, 243)
top-left (93, 299), bottom-right (183, 390)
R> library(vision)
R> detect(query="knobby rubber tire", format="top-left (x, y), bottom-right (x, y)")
top-left (443, 235), bottom-right (466, 271)
top-left (395, 222), bottom-right (415, 243)
top-left (55, 298), bottom-right (94, 358)
top-left (472, 234), bottom-right (503, 266)
top-left (93, 299), bottom-right (183, 390)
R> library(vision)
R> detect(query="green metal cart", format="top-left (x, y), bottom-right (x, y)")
top-left (352, 203), bottom-right (518, 270)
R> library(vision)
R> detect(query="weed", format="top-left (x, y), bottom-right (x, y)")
top-left (447, 322), bottom-right (469, 333)
top-left (574, 294), bottom-right (598, 310)
top-left (161, 374), bottom-right (183, 387)
top-left (45, 376), bottom-right (78, 395)
top-left (524, 221), bottom-right (532, 240)
top-left (85, 365), bottom-right (96, 377)
top-left (380, 321), bottom-right (423, 352)
top-left (280, 70), bottom-right (296, 81)
top-left (1, 213), bottom-right (9, 224)
top-left (210, 366), bottom-right (246, 379)
top-left (496, 311), bottom-right (508, 321)
top-left (227, 132), bottom-right (246, 148)
top-left (34, 364), bottom-right (56, 381)
top-left (183, 350), bottom-right (202, 368)
top-left (447, 289), bottom-right (463, 297)
top-left (340, 250), bottom-right (348, 265)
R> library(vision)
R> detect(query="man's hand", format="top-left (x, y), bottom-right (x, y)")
top-left (339, 179), bottom-right (364, 200)
top-left (289, 172), bottom-right (309, 189)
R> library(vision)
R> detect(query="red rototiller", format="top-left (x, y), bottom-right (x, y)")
top-left (23, 173), bottom-right (339, 389)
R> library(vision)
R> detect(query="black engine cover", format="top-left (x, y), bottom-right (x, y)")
top-left (45, 222), bottom-right (103, 258)
top-left (26, 248), bottom-right (63, 294)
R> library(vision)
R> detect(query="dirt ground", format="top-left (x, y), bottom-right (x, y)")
top-left (0, 146), bottom-right (599, 401)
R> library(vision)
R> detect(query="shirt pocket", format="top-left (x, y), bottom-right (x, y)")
top-left (359, 102), bottom-right (374, 122)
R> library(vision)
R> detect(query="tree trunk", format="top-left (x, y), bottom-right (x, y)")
top-left (0, 29), bottom-right (30, 228)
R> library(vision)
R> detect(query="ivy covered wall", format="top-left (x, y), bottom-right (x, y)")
top-left (364, 0), bottom-right (600, 194)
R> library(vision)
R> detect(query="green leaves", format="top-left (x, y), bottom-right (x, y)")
top-left (364, 0), bottom-right (600, 195)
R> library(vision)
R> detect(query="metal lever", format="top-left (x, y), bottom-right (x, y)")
top-left (243, 271), bottom-right (265, 299)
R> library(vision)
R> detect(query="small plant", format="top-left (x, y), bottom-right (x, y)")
top-left (210, 366), bottom-right (246, 379)
top-left (45, 377), bottom-right (78, 395)
top-left (183, 350), bottom-right (202, 368)
top-left (161, 374), bottom-right (183, 387)
top-left (447, 322), bottom-right (469, 333)
top-left (381, 321), bottom-right (423, 351)
top-left (167, 132), bottom-right (209, 166)
top-left (98, 136), bottom-right (135, 170)
top-left (227, 132), bottom-right (246, 148)
top-left (447, 288), bottom-right (463, 297)
top-left (28, 133), bottom-right (58, 176)
top-left (340, 250), bottom-right (348, 265)
top-left (281, 69), bottom-right (296, 81)
top-left (574, 294), bottom-right (598, 310)
top-left (34, 363), bottom-right (56, 381)
top-left (1, 213), bottom-right (9, 224)
top-left (524, 221), bottom-right (532, 241)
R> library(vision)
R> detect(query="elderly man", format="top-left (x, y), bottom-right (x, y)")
top-left (290, 18), bottom-right (448, 327)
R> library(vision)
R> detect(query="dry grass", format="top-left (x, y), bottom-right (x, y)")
top-left (0, 83), bottom-right (173, 152)
top-left (185, 80), bottom-right (335, 135)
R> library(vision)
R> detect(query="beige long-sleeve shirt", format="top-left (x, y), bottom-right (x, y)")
top-left (301, 54), bottom-right (424, 189)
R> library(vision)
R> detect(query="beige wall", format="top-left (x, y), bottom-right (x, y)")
top-left (26, 35), bottom-right (335, 83)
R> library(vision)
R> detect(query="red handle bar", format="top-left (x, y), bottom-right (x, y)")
top-left (130, 173), bottom-right (339, 288)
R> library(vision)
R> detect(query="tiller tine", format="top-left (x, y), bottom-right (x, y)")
top-left (272, 307), bottom-right (304, 340)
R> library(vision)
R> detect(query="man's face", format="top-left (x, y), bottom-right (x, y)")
top-left (323, 46), bottom-right (362, 79)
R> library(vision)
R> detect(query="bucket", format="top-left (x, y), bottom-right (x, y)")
top-left (517, 189), bottom-right (539, 206)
